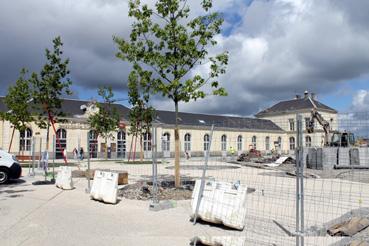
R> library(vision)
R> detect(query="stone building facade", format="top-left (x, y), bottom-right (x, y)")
top-left (0, 91), bottom-right (337, 159)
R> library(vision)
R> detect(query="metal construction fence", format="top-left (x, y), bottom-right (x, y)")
top-left (12, 112), bottom-right (369, 245)
top-left (144, 113), bottom-right (369, 246)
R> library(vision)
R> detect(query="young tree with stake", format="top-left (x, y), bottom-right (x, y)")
top-left (30, 36), bottom-right (72, 164)
top-left (127, 69), bottom-right (155, 162)
top-left (114, 0), bottom-right (228, 187)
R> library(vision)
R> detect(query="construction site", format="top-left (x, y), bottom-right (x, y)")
top-left (1, 95), bottom-right (369, 245)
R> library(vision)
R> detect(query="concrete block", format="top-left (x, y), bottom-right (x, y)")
top-left (55, 166), bottom-right (74, 190)
top-left (191, 180), bottom-right (248, 230)
top-left (302, 148), bottom-right (309, 168)
top-left (322, 148), bottom-right (338, 170)
top-left (316, 148), bottom-right (323, 170)
top-left (359, 148), bottom-right (369, 167)
top-left (349, 148), bottom-right (360, 166)
top-left (90, 171), bottom-right (119, 204)
top-left (307, 148), bottom-right (317, 169)
top-left (338, 148), bottom-right (350, 167)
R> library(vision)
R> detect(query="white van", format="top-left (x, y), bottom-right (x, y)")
top-left (0, 150), bottom-right (22, 184)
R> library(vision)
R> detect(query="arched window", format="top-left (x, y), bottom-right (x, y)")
top-left (305, 136), bottom-right (312, 147)
top-left (162, 132), bottom-right (170, 151)
top-left (252, 136), bottom-right (257, 149)
top-left (19, 128), bottom-right (32, 151)
top-left (143, 132), bottom-right (151, 151)
top-left (89, 130), bottom-right (98, 158)
top-left (56, 129), bottom-right (67, 159)
top-left (278, 136), bottom-right (282, 149)
top-left (237, 135), bottom-right (242, 151)
top-left (265, 136), bottom-right (270, 151)
top-left (117, 130), bottom-right (126, 158)
top-left (184, 133), bottom-right (191, 152)
top-left (289, 137), bottom-right (295, 150)
top-left (221, 135), bottom-right (227, 151)
top-left (204, 134), bottom-right (210, 151)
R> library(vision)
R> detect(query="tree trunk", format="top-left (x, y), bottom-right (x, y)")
top-left (174, 100), bottom-right (180, 188)
top-left (133, 133), bottom-right (138, 161)
top-left (128, 135), bottom-right (134, 162)
top-left (8, 127), bottom-right (15, 153)
top-left (46, 122), bottom-right (50, 151)
top-left (105, 137), bottom-right (108, 160)
top-left (140, 134), bottom-right (143, 162)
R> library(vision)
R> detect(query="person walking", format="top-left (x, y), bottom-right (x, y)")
top-left (229, 146), bottom-right (235, 160)
top-left (79, 147), bottom-right (84, 161)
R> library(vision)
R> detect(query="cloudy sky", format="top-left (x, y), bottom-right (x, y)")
top-left (1, 0), bottom-right (369, 116)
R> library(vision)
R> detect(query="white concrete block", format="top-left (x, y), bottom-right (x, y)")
top-left (55, 166), bottom-right (74, 190)
top-left (191, 180), bottom-right (248, 230)
top-left (90, 171), bottom-right (118, 204)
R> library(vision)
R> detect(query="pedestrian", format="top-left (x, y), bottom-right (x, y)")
top-left (41, 150), bottom-right (49, 179)
top-left (230, 146), bottom-right (235, 160)
top-left (79, 147), bottom-right (84, 160)
top-left (185, 151), bottom-right (190, 160)
top-left (63, 149), bottom-right (67, 161)
top-left (73, 148), bottom-right (78, 160)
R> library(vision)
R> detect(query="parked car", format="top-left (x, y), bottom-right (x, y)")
top-left (0, 149), bottom-right (22, 184)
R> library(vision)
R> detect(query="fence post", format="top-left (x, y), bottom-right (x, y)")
top-left (193, 124), bottom-right (214, 225)
top-left (86, 133), bottom-right (91, 193)
top-left (30, 136), bottom-right (35, 176)
top-left (151, 124), bottom-right (159, 206)
top-left (296, 114), bottom-right (304, 245)
top-left (52, 134), bottom-right (55, 182)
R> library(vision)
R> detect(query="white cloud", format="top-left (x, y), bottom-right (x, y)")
top-left (150, 0), bottom-right (369, 116)
top-left (352, 90), bottom-right (369, 112)
top-left (1, 0), bottom-right (369, 117)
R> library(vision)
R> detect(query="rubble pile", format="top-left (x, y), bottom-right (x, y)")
top-left (118, 181), bottom-right (193, 201)
top-left (302, 208), bottom-right (369, 245)
top-left (237, 150), bottom-right (282, 164)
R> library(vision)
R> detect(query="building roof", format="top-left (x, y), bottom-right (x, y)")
top-left (0, 96), bottom-right (283, 132)
top-left (155, 110), bottom-right (283, 131)
top-left (255, 96), bottom-right (337, 117)
top-left (0, 96), bottom-right (130, 120)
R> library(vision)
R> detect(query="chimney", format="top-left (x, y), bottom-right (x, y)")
top-left (311, 93), bottom-right (316, 100)
top-left (304, 90), bottom-right (309, 99)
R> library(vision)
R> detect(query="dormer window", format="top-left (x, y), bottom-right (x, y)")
top-left (289, 119), bottom-right (295, 131)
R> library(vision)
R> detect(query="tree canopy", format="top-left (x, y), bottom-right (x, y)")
top-left (1, 69), bottom-right (33, 132)
top-left (88, 86), bottom-right (120, 142)
top-left (114, 0), bottom-right (229, 187)
top-left (30, 36), bottom-right (72, 129)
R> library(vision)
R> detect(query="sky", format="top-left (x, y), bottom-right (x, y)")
top-left (1, 0), bottom-right (369, 117)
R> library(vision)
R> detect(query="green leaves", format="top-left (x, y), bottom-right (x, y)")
top-left (1, 68), bottom-right (33, 132)
top-left (128, 66), bottom-right (155, 136)
top-left (88, 86), bottom-right (120, 140)
top-left (114, 0), bottom-right (228, 106)
top-left (29, 36), bottom-right (72, 128)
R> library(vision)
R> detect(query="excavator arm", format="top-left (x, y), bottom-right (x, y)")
top-left (306, 109), bottom-right (330, 146)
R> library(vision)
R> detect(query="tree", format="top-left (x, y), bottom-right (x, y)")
top-left (0, 69), bottom-right (33, 153)
top-left (88, 86), bottom-right (120, 159)
top-left (127, 69), bottom-right (155, 161)
top-left (30, 36), bottom-right (72, 164)
top-left (114, 0), bottom-right (228, 187)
